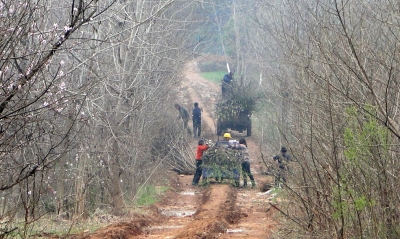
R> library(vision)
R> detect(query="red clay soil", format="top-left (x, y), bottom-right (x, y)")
top-left (66, 59), bottom-right (278, 239)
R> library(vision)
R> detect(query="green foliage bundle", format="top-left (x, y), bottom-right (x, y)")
top-left (201, 145), bottom-right (242, 179)
top-left (202, 145), bottom-right (242, 167)
top-left (217, 81), bottom-right (259, 121)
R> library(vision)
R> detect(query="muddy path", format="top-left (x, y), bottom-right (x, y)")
top-left (178, 60), bottom-right (219, 139)
top-left (77, 60), bottom-right (277, 239)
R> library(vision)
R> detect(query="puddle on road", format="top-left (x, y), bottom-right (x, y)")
top-left (226, 228), bottom-right (246, 233)
top-left (178, 190), bottom-right (196, 196)
top-left (160, 209), bottom-right (196, 217)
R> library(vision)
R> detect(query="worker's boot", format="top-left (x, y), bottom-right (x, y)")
top-left (243, 180), bottom-right (247, 188)
top-left (234, 181), bottom-right (240, 187)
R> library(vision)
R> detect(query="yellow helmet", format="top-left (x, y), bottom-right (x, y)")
top-left (223, 133), bottom-right (231, 138)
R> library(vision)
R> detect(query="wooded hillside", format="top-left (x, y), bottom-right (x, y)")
top-left (1, 0), bottom-right (400, 238)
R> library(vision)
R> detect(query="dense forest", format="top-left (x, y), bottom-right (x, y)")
top-left (1, 0), bottom-right (400, 238)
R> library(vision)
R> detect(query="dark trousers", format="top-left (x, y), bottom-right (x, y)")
top-left (242, 161), bottom-right (255, 186)
top-left (183, 119), bottom-right (191, 134)
top-left (193, 121), bottom-right (201, 137)
top-left (221, 83), bottom-right (232, 97)
top-left (192, 160), bottom-right (203, 185)
top-left (275, 166), bottom-right (288, 187)
top-left (221, 85), bottom-right (228, 97)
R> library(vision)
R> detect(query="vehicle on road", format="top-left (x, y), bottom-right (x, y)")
top-left (216, 103), bottom-right (252, 136)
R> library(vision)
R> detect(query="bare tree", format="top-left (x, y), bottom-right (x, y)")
top-left (0, 0), bottom-right (117, 236)
top-left (239, 0), bottom-right (400, 238)
top-left (65, 0), bottom-right (204, 216)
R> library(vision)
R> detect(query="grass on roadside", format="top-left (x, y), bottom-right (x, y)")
top-left (135, 185), bottom-right (169, 207)
top-left (8, 185), bottom-right (169, 238)
top-left (6, 218), bottom-right (103, 238)
top-left (200, 71), bottom-right (226, 84)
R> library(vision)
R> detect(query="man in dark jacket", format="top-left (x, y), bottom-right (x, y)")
top-left (221, 71), bottom-right (233, 97)
top-left (192, 102), bottom-right (202, 138)
top-left (273, 146), bottom-right (291, 187)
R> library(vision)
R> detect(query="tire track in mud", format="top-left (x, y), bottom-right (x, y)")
top-left (131, 177), bottom-right (238, 239)
top-left (173, 185), bottom-right (238, 239)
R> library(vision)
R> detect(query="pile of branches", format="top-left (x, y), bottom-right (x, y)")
top-left (202, 145), bottom-right (242, 169)
top-left (217, 80), bottom-right (259, 121)
top-left (216, 97), bottom-right (255, 121)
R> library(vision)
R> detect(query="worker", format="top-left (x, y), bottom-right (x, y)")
top-left (224, 132), bottom-right (239, 148)
top-left (273, 146), bottom-right (292, 187)
top-left (221, 71), bottom-right (233, 97)
top-left (174, 103), bottom-right (191, 134)
top-left (238, 138), bottom-right (255, 188)
top-left (223, 132), bottom-right (231, 141)
top-left (192, 102), bottom-right (202, 138)
top-left (192, 139), bottom-right (209, 186)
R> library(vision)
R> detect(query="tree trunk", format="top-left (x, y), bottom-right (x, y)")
top-left (107, 139), bottom-right (125, 215)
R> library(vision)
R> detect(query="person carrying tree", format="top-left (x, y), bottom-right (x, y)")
top-left (273, 146), bottom-right (291, 187)
top-left (192, 102), bottom-right (202, 138)
top-left (221, 71), bottom-right (233, 97)
top-left (174, 103), bottom-right (191, 134)
top-left (192, 139), bottom-right (209, 186)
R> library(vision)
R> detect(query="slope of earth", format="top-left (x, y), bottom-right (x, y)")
top-left (67, 58), bottom-right (278, 239)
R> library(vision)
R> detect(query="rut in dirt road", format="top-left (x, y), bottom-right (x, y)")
top-left (172, 184), bottom-right (239, 239)
top-left (138, 169), bottom-right (276, 239)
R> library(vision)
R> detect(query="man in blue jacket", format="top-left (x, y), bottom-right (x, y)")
top-left (192, 102), bottom-right (202, 138)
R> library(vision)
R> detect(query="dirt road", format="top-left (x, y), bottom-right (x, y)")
top-left (77, 60), bottom-right (277, 239)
